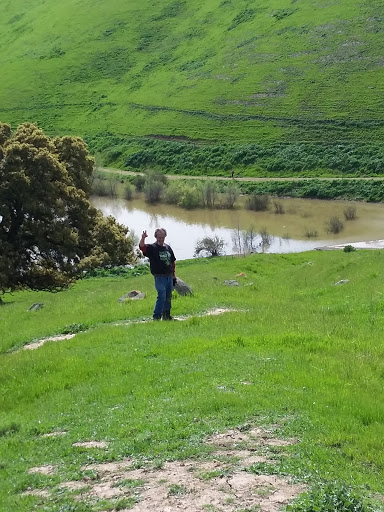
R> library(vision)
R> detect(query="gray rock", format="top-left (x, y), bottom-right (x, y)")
top-left (223, 280), bottom-right (239, 286)
top-left (333, 279), bottom-right (350, 286)
top-left (118, 290), bottom-right (145, 302)
top-left (28, 303), bottom-right (44, 311)
top-left (174, 278), bottom-right (193, 296)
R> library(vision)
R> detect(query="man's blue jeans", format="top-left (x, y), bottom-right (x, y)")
top-left (153, 275), bottom-right (173, 319)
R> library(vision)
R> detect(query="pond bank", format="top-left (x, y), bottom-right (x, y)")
top-left (316, 239), bottom-right (384, 251)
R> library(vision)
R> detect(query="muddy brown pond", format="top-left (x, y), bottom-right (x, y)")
top-left (91, 196), bottom-right (384, 260)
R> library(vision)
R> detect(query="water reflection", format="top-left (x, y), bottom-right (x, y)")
top-left (91, 196), bottom-right (384, 261)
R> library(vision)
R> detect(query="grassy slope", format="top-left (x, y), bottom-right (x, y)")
top-left (1, 250), bottom-right (384, 510)
top-left (0, 0), bottom-right (384, 143)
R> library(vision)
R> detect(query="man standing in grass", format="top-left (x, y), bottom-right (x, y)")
top-left (139, 228), bottom-right (176, 320)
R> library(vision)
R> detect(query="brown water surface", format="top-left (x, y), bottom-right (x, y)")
top-left (91, 196), bottom-right (384, 260)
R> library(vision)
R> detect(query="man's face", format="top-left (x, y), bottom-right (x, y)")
top-left (156, 231), bottom-right (166, 245)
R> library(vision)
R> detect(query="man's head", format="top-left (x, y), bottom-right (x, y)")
top-left (154, 228), bottom-right (167, 246)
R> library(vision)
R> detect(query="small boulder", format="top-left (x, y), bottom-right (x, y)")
top-left (174, 278), bottom-right (193, 296)
top-left (223, 280), bottom-right (239, 286)
top-left (333, 280), bottom-right (350, 286)
top-left (28, 303), bottom-right (44, 311)
top-left (118, 291), bottom-right (145, 302)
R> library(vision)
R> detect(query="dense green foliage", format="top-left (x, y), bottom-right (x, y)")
top-left (237, 179), bottom-right (384, 202)
top-left (83, 264), bottom-right (150, 279)
top-left (2, 251), bottom-right (384, 511)
top-left (0, 123), bottom-right (135, 294)
top-left (287, 483), bottom-right (375, 512)
top-left (0, 0), bottom-right (384, 160)
top-left (89, 135), bottom-right (384, 178)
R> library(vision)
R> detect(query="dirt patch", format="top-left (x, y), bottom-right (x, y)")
top-left (25, 425), bottom-right (305, 511)
top-left (72, 441), bottom-right (109, 449)
top-left (206, 426), bottom-right (298, 449)
top-left (28, 464), bottom-right (57, 475)
top-left (20, 309), bottom-right (241, 352)
top-left (203, 308), bottom-right (237, 317)
top-left (42, 430), bottom-right (67, 438)
top-left (23, 488), bottom-right (51, 498)
top-left (23, 334), bottom-right (75, 350)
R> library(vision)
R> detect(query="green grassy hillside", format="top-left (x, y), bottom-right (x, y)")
top-left (1, 251), bottom-right (384, 511)
top-left (1, 0), bottom-right (384, 147)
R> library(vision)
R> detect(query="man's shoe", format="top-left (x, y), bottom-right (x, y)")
top-left (153, 315), bottom-right (161, 321)
top-left (162, 313), bottom-right (174, 320)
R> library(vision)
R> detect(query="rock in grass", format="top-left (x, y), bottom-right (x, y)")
top-left (333, 279), bottom-right (350, 286)
top-left (118, 290), bottom-right (145, 302)
top-left (174, 278), bottom-right (193, 296)
top-left (223, 280), bottom-right (239, 286)
top-left (28, 303), bottom-right (44, 311)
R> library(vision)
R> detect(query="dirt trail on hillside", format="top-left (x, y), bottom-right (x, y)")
top-left (100, 167), bottom-right (384, 182)
top-left (20, 308), bottom-right (242, 352)
top-left (26, 425), bottom-right (305, 511)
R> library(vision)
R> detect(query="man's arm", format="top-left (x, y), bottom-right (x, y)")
top-left (139, 230), bottom-right (148, 255)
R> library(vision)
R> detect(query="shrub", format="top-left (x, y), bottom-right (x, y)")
top-left (132, 174), bottom-right (146, 191)
top-left (201, 180), bottom-right (219, 208)
top-left (287, 482), bottom-right (375, 512)
top-left (145, 169), bottom-right (168, 185)
top-left (343, 205), bottom-right (357, 220)
top-left (164, 181), bottom-right (183, 204)
top-left (221, 183), bottom-right (240, 209)
top-left (144, 179), bottom-right (164, 203)
top-left (246, 193), bottom-right (269, 211)
top-left (273, 201), bottom-right (285, 214)
top-left (194, 236), bottom-right (225, 257)
top-left (62, 323), bottom-right (86, 334)
top-left (327, 216), bottom-right (344, 234)
top-left (179, 185), bottom-right (202, 209)
top-left (107, 177), bottom-right (118, 198)
top-left (92, 178), bottom-right (110, 196)
top-left (343, 244), bottom-right (356, 252)
top-left (304, 228), bottom-right (318, 238)
top-left (124, 183), bottom-right (135, 200)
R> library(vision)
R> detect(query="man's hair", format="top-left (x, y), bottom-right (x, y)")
top-left (154, 228), bottom-right (167, 237)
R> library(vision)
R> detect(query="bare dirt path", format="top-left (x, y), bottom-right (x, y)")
top-left (20, 308), bottom-right (242, 352)
top-left (100, 167), bottom-right (384, 183)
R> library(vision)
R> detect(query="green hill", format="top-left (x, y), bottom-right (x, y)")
top-left (2, 251), bottom-right (384, 511)
top-left (1, 0), bottom-right (384, 148)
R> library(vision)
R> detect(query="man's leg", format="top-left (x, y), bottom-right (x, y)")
top-left (162, 276), bottom-right (173, 320)
top-left (153, 277), bottom-right (166, 319)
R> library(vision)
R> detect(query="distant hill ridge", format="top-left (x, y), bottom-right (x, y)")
top-left (1, 0), bottom-right (383, 146)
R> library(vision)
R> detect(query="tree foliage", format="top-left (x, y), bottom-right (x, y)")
top-left (0, 122), bottom-right (135, 294)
